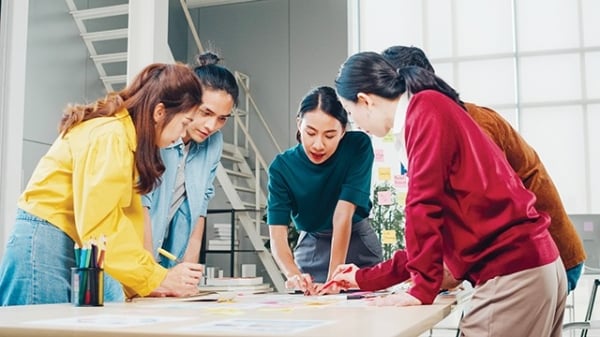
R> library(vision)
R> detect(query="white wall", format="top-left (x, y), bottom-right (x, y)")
top-left (0, 0), bottom-right (105, 259)
top-left (354, 0), bottom-right (600, 214)
top-left (0, 0), bottom-right (28, 258)
top-left (192, 0), bottom-right (348, 161)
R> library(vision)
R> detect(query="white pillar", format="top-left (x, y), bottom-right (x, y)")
top-left (127, 0), bottom-right (174, 83)
top-left (0, 0), bottom-right (29, 257)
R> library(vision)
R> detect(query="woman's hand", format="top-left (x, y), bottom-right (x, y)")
top-left (370, 292), bottom-right (422, 306)
top-left (285, 273), bottom-right (317, 295)
top-left (441, 263), bottom-right (462, 290)
top-left (150, 262), bottom-right (204, 297)
top-left (317, 264), bottom-right (358, 295)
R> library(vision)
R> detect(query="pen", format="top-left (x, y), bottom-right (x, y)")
top-left (158, 248), bottom-right (182, 263)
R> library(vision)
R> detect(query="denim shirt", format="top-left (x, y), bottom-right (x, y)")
top-left (142, 131), bottom-right (223, 262)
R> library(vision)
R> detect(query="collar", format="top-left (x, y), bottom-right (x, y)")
top-left (164, 137), bottom-right (184, 150)
top-left (115, 109), bottom-right (137, 151)
top-left (392, 93), bottom-right (410, 136)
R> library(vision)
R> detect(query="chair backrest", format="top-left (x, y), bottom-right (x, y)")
top-left (569, 214), bottom-right (600, 272)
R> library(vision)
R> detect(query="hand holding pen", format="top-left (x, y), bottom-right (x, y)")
top-left (285, 273), bottom-right (317, 295)
top-left (317, 264), bottom-right (358, 295)
top-left (150, 248), bottom-right (204, 297)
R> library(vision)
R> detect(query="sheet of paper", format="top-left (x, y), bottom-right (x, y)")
top-left (179, 318), bottom-right (332, 334)
top-left (26, 315), bottom-right (187, 328)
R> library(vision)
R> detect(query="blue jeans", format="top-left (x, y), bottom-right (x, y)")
top-left (0, 209), bottom-right (123, 305)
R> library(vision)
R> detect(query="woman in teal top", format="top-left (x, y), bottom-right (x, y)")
top-left (267, 86), bottom-right (382, 294)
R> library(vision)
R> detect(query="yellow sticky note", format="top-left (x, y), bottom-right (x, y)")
top-left (397, 192), bottom-right (407, 206)
top-left (383, 132), bottom-right (395, 143)
top-left (382, 230), bottom-right (397, 244)
top-left (378, 167), bottom-right (391, 181)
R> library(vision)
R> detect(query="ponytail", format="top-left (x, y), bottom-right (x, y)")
top-left (336, 52), bottom-right (464, 109)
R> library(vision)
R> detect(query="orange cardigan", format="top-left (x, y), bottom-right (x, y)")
top-left (465, 102), bottom-right (586, 269)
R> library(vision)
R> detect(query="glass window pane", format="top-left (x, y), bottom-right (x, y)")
top-left (457, 58), bottom-right (515, 106)
top-left (494, 108), bottom-right (518, 129)
top-left (585, 52), bottom-right (600, 100)
top-left (433, 62), bottom-right (456, 88)
top-left (588, 104), bottom-right (600, 212)
top-left (359, 0), bottom-right (423, 52)
top-left (519, 53), bottom-right (581, 103)
top-left (582, 0), bottom-right (600, 47)
top-left (520, 105), bottom-right (587, 213)
top-left (455, 0), bottom-right (513, 56)
top-left (516, 0), bottom-right (579, 52)
top-left (424, 0), bottom-right (453, 58)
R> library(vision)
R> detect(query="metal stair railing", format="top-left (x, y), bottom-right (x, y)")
top-left (178, 0), bottom-right (286, 292)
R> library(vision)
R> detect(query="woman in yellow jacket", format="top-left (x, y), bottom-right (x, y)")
top-left (0, 62), bottom-right (205, 305)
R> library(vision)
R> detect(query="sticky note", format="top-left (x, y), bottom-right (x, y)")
top-left (584, 221), bottom-right (594, 232)
top-left (397, 192), bottom-right (407, 206)
top-left (377, 191), bottom-right (393, 206)
top-left (393, 175), bottom-right (408, 188)
top-left (374, 149), bottom-right (385, 162)
top-left (382, 230), bottom-right (397, 244)
top-left (378, 167), bottom-right (391, 181)
top-left (383, 132), bottom-right (395, 143)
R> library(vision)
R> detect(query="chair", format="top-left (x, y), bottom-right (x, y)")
top-left (562, 278), bottom-right (600, 337)
top-left (581, 278), bottom-right (600, 337)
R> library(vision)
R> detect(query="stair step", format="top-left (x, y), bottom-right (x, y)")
top-left (224, 169), bottom-right (254, 179)
top-left (221, 153), bottom-right (244, 163)
top-left (242, 202), bottom-right (266, 210)
top-left (91, 52), bottom-right (127, 64)
top-left (82, 28), bottom-right (128, 42)
top-left (234, 108), bottom-right (248, 117)
top-left (71, 4), bottom-right (129, 21)
top-left (233, 185), bottom-right (256, 193)
top-left (101, 75), bottom-right (127, 84)
top-left (222, 142), bottom-right (249, 158)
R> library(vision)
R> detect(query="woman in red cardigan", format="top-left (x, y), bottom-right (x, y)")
top-left (331, 51), bottom-right (566, 337)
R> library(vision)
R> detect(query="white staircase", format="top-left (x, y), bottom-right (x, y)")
top-left (65, 1), bottom-right (286, 292)
top-left (65, 0), bottom-right (128, 92)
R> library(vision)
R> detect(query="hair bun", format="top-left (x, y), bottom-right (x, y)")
top-left (197, 52), bottom-right (221, 66)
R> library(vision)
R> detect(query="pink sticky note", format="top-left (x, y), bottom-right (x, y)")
top-left (377, 191), bottom-right (393, 206)
top-left (374, 149), bottom-right (385, 162)
top-left (394, 175), bottom-right (408, 188)
top-left (584, 221), bottom-right (594, 232)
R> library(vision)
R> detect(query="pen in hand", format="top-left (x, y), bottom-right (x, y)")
top-left (158, 248), bottom-right (182, 264)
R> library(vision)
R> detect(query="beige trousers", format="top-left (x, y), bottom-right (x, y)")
top-left (460, 258), bottom-right (567, 337)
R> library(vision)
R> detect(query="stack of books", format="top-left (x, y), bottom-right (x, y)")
top-left (199, 276), bottom-right (273, 294)
top-left (208, 223), bottom-right (239, 250)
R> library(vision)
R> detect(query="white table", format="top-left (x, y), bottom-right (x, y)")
top-left (0, 293), bottom-right (458, 337)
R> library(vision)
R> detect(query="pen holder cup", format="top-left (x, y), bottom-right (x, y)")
top-left (71, 267), bottom-right (104, 306)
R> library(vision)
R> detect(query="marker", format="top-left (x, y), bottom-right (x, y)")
top-left (158, 248), bottom-right (181, 263)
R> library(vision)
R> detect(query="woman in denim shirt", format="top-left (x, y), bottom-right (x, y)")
top-left (142, 52), bottom-right (239, 269)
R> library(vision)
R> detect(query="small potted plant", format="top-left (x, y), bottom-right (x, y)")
top-left (371, 181), bottom-right (405, 259)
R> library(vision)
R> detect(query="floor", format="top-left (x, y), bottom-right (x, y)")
top-left (421, 273), bottom-right (600, 337)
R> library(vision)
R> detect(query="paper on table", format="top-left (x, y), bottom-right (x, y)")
top-left (128, 291), bottom-right (223, 303)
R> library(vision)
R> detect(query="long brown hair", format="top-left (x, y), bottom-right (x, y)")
top-left (59, 63), bottom-right (203, 194)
